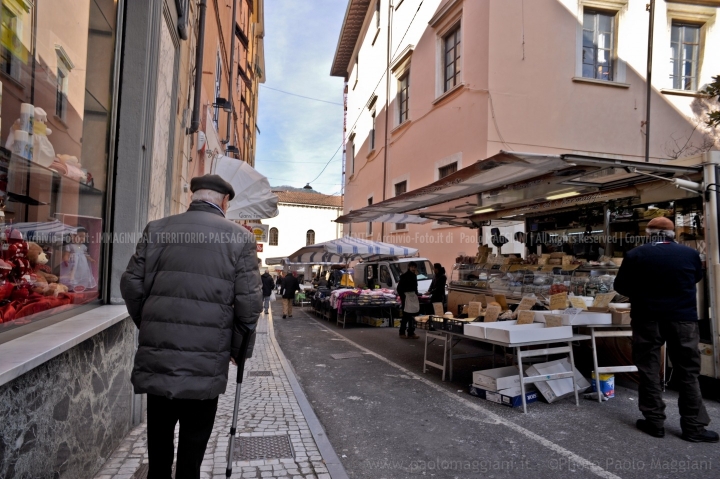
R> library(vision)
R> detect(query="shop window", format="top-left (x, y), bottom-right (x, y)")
top-left (670, 23), bottom-right (701, 91)
top-left (269, 227), bottom-right (278, 246)
top-left (0, 0), bottom-right (119, 334)
top-left (439, 162), bottom-right (457, 179)
top-left (582, 9), bottom-right (616, 81)
top-left (306, 229), bottom-right (315, 246)
top-left (398, 71), bottom-right (410, 124)
top-left (443, 24), bottom-right (461, 92)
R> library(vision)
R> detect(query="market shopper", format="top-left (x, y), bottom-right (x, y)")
top-left (397, 262), bottom-right (420, 339)
top-left (276, 272), bottom-right (283, 293)
top-left (428, 263), bottom-right (447, 309)
top-left (281, 271), bottom-right (301, 318)
top-left (121, 174), bottom-right (263, 479)
top-left (261, 270), bottom-right (275, 314)
top-left (614, 217), bottom-right (717, 443)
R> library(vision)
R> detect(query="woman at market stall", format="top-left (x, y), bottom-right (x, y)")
top-left (427, 263), bottom-right (447, 310)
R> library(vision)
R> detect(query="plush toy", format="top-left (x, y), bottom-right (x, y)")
top-left (31, 108), bottom-right (56, 167)
top-left (0, 259), bottom-right (13, 302)
top-left (27, 242), bottom-right (58, 284)
top-left (2, 227), bottom-right (32, 284)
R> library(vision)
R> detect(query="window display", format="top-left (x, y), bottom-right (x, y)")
top-left (0, 0), bottom-right (118, 331)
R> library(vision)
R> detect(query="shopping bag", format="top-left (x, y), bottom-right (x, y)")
top-left (404, 292), bottom-right (420, 313)
top-left (270, 291), bottom-right (276, 302)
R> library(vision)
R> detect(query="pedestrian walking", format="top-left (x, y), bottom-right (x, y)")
top-left (281, 271), bottom-right (301, 318)
top-left (120, 174), bottom-right (263, 479)
top-left (276, 272), bottom-right (283, 293)
top-left (614, 217), bottom-right (718, 443)
top-left (261, 270), bottom-right (275, 314)
top-left (397, 262), bottom-right (420, 339)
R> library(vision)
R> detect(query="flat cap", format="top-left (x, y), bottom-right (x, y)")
top-left (190, 174), bottom-right (235, 200)
top-left (647, 217), bottom-right (674, 231)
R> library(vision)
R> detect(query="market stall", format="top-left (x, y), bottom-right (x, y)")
top-left (336, 151), bottom-right (720, 387)
top-left (283, 237), bottom-right (417, 327)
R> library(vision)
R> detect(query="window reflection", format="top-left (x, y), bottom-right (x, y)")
top-left (0, 0), bottom-right (117, 331)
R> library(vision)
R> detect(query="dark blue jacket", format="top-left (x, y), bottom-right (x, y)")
top-left (614, 240), bottom-right (703, 321)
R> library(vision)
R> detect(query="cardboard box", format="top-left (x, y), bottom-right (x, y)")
top-left (534, 310), bottom-right (612, 326)
top-left (612, 310), bottom-right (631, 325)
top-left (463, 320), bottom-right (526, 339)
top-left (485, 324), bottom-right (572, 343)
top-left (472, 366), bottom-right (520, 391)
top-left (525, 358), bottom-right (591, 403)
top-left (469, 385), bottom-right (539, 408)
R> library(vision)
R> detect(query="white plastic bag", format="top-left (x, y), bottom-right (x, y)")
top-left (270, 291), bottom-right (276, 302)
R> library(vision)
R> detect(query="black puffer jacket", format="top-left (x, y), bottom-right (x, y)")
top-left (121, 201), bottom-right (263, 400)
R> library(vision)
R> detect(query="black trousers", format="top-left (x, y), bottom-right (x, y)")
top-left (147, 394), bottom-right (219, 479)
top-left (631, 319), bottom-right (710, 434)
top-left (400, 311), bottom-right (417, 336)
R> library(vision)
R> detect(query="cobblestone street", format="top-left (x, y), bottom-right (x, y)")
top-left (94, 304), bottom-right (343, 479)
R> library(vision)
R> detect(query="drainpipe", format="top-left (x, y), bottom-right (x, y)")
top-left (381, 0), bottom-right (393, 240)
top-left (644, 0), bottom-right (655, 163)
top-left (188, 0), bottom-right (208, 134)
top-left (225, 0), bottom-right (237, 149)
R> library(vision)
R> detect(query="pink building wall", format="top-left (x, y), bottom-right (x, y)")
top-left (336, 0), bottom-right (720, 270)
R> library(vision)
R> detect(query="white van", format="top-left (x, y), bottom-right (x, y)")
top-left (353, 258), bottom-right (435, 294)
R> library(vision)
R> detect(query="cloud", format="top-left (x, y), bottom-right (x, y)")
top-left (255, 0), bottom-right (347, 195)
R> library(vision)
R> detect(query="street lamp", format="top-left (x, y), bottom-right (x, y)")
top-left (212, 97), bottom-right (232, 113)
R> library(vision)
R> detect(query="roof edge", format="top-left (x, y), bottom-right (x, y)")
top-left (330, 0), bottom-right (372, 77)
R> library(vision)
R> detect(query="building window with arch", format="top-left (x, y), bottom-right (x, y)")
top-left (306, 229), bottom-right (315, 246)
top-left (269, 227), bottom-right (279, 246)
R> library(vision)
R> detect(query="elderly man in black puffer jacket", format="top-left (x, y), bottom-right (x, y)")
top-left (121, 174), bottom-right (262, 479)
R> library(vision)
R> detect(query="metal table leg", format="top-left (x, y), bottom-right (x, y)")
top-left (591, 327), bottom-right (602, 403)
top-left (517, 347), bottom-right (527, 414)
top-left (568, 340), bottom-right (579, 407)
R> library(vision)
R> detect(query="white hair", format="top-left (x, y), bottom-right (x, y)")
top-left (646, 228), bottom-right (675, 239)
top-left (192, 189), bottom-right (227, 206)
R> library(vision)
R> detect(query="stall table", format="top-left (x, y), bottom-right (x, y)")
top-left (423, 330), bottom-right (590, 413)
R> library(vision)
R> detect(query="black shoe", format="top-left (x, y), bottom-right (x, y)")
top-left (264, 310), bottom-right (269, 314)
top-left (636, 419), bottom-right (665, 438)
top-left (282, 315), bottom-right (286, 319)
top-left (289, 315), bottom-right (293, 318)
top-left (682, 430), bottom-right (720, 443)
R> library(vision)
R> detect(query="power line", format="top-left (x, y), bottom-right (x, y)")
top-left (305, 1), bottom-right (424, 187)
top-left (261, 85), bottom-right (343, 106)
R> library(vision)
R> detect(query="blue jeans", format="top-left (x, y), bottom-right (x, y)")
top-left (263, 296), bottom-right (271, 312)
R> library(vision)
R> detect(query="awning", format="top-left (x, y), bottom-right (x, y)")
top-left (286, 237), bottom-right (418, 264)
top-left (335, 151), bottom-right (702, 226)
top-left (213, 156), bottom-right (279, 220)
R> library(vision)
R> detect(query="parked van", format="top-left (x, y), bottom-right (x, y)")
top-left (353, 258), bottom-right (435, 294)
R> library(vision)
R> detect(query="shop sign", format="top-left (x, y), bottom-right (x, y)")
top-left (251, 224), bottom-right (269, 243)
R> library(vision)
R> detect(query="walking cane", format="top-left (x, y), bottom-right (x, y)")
top-left (226, 329), bottom-right (255, 478)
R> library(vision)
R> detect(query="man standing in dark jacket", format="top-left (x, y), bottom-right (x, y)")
top-left (397, 262), bottom-right (419, 339)
top-left (261, 271), bottom-right (275, 314)
top-left (615, 217), bottom-right (717, 443)
top-left (281, 271), bottom-right (301, 318)
top-left (121, 174), bottom-right (263, 479)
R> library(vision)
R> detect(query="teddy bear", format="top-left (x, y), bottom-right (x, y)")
top-left (27, 242), bottom-right (58, 284)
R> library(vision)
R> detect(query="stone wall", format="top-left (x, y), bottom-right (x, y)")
top-left (0, 317), bottom-right (135, 479)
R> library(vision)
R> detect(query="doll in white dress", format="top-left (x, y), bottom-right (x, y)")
top-left (60, 227), bottom-right (97, 291)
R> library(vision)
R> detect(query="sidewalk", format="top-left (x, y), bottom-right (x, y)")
top-left (94, 303), bottom-right (345, 479)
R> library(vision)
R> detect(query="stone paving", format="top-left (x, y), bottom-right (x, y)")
top-left (94, 304), bottom-right (331, 479)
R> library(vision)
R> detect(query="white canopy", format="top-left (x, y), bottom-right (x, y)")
top-left (286, 237), bottom-right (418, 264)
top-left (213, 155), bottom-right (279, 220)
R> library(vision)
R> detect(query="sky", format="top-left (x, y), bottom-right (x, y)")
top-left (254, 0), bottom-right (348, 195)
